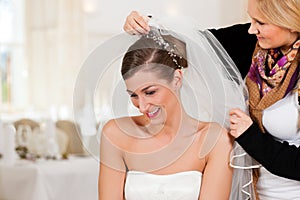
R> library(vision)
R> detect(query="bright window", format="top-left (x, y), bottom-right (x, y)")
top-left (0, 0), bottom-right (26, 109)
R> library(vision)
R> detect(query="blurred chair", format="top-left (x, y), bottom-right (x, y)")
top-left (56, 120), bottom-right (86, 155)
top-left (13, 118), bottom-right (40, 131)
top-left (55, 128), bottom-right (69, 155)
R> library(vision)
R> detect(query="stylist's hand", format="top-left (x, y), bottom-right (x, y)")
top-left (123, 11), bottom-right (151, 35)
top-left (229, 108), bottom-right (253, 138)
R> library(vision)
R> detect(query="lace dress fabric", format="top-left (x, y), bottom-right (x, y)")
top-left (124, 171), bottom-right (202, 200)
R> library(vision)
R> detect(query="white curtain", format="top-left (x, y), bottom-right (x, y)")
top-left (26, 0), bottom-right (84, 110)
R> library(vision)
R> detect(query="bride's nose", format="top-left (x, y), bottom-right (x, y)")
top-left (137, 97), bottom-right (150, 113)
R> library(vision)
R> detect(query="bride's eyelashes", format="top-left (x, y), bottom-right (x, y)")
top-left (128, 90), bottom-right (157, 98)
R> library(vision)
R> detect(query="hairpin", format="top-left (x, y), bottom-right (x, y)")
top-left (145, 28), bottom-right (183, 69)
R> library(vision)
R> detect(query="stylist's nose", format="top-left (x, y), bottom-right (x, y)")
top-left (138, 97), bottom-right (150, 113)
top-left (248, 21), bottom-right (259, 35)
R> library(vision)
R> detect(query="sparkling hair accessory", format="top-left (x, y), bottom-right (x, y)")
top-left (144, 27), bottom-right (183, 69)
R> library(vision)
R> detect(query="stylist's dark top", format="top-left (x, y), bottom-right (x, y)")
top-left (209, 23), bottom-right (300, 181)
top-left (209, 23), bottom-right (256, 78)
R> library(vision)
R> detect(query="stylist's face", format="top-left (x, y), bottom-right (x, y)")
top-left (247, 0), bottom-right (298, 50)
top-left (125, 70), bottom-right (181, 125)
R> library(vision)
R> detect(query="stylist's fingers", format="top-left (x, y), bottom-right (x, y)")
top-left (140, 14), bottom-right (151, 31)
top-left (229, 108), bottom-right (247, 118)
top-left (229, 129), bottom-right (239, 138)
top-left (229, 113), bottom-right (239, 124)
top-left (229, 123), bottom-right (238, 130)
top-left (123, 11), bottom-right (150, 34)
top-left (124, 23), bottom-right (140, 35)
top-left (229, 108), bottom-right (248, 124)
top-left (229, 110), bottom-right (239, 138)
top-left (229, 108), bottom-right (253, 138)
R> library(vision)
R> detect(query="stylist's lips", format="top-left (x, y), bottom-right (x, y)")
top-left (146, 107), bottom-right (160, 119)
top-left (257, 36), bottom-right (263, 40)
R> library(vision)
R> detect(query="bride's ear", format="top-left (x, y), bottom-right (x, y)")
top-left (172, 69), bottom-right (183, 90)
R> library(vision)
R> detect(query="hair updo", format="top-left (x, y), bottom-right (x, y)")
top-left (121, 29), bottom-right (187, 82)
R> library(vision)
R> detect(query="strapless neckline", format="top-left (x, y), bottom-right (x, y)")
top-left (125, 170), bottom-right (202, 200)
top-left (127, 170), bottom-right (202, 176)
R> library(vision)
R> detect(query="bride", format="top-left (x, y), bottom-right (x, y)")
top-left (97, 17), bottom-right (250, 200)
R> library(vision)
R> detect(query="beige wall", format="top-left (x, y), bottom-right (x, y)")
top-left (8, 0), bottom-right (249, 117)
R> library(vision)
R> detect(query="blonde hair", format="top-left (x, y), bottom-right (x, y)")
top-left (256, 0), bottom-right (300, 33)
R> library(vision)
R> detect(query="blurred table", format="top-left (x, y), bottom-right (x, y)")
top-left (0, 156), bottom-right (99, 200)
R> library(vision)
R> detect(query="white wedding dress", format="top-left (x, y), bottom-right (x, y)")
top-left (124, 171), bottom-right (202, 200)
top-left (257, 92), bottom-right (300, 199)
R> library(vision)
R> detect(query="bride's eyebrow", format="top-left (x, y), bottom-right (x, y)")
top-left (141, 85), bottom-right (155, 92)
top-left (126, 85), bottom-right (156, 94)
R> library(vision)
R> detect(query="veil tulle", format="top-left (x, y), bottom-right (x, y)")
top-left (73, 16), bottom-right (258, 199)
top-left (148, 16), bottom-right (259, 200)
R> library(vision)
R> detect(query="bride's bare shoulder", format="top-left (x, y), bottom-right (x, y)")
top-left (205, 122), bottom-right (233, 150)
top-left (195, 121), bottom-right (232, 156)
top-left (102, 117), bottom-right (130, 133)
top-left (197, 121), bottom-right (227, 135)
top-left (102, 115), bottom-right (146, 139)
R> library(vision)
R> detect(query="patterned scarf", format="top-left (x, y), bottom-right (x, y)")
top-left (246, 39), bottom-right (300, 132)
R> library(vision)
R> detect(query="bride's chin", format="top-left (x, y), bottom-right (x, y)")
top-left (151, 109), bottom-right (168, 123)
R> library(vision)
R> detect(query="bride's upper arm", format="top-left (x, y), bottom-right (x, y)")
top-left (198, 123), bottom-right (233, 200)
top-left (98, 120), bottom-right (127, 200)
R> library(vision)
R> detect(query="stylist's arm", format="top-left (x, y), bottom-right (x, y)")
top-left (229, 108), bottom-right (300, 181)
